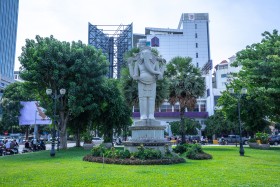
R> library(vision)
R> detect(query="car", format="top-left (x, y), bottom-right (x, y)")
top-left (92, 137), bottom-right (103, 145)
top-left (219, 135), bottom-right (249, 145)
top-left (268, 135), bottom-right (280, 146)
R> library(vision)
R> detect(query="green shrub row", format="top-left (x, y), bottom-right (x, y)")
top-left (173, 143), bottom-right (212, 160)
top-left (91, 144), bottom-right (173, 160)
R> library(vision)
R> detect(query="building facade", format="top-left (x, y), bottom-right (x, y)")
top-left (0, 0), bottom-right (19, 97)
top-left (212, 56), bottom-right (242, 107)
top-left (145, 13), bottom-right (210, 69)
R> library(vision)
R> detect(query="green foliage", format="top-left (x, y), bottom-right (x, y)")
top-left (172, 144), bottom-right (187, 154)
top-left (91, 145), bottom-right (106, 157)
top-left (217, 79), bottom-right (270, 134)
top-left (173, 143), bottom-right (212, 160)
top-left (19, 35), bottom-right (108, 148)
top-left (233, 29), bottom-right (280, 122)
top-left (93, 79), bottom-right (132, 143)
top-left (166, 56), bottom-right (205, 111)
top-left (248, 138), bottom-right (257, 143)
top-left (170, 118), bottom-right (201, 136)
top-left (255, 132), bottom-right (269, 144)
top-left (117, 149), bottom-right (131, 159)
top-left (133, 145), bottom-right (162, 160)
top-left (165, 56), bottom-right (205, 143)
top-left (82, 131), bottom-right (93, 144)
top-left (204, 110), bottom-right (237, 137)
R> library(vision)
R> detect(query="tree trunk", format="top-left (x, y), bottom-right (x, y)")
top-left (59, 111), bottom-right (69, 149)
top-left (25, 126), bottom-right (29, 140)
top-left (180, 107), bottom-right (186, 144)
top-left (75, 128), bottom-right (81, 147)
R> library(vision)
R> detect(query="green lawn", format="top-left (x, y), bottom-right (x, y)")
top-left (0, 146), bottom-right (279, 187)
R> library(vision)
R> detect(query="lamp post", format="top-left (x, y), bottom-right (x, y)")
top-left (229, 87), bottom-right (247, 156)
top-left (46, 88), bottom-right (66, 157)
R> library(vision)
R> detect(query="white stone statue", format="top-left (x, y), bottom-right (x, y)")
top-left (128, 39), bottom-right (166, 120)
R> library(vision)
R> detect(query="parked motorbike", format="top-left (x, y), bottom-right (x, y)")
top-left (219, 138), bottom-right (228, 145)
top-left (4, 147), bottom-right (19, 155)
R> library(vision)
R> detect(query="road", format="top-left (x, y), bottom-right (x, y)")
top-left (18, 142), bottom-right (77, 153)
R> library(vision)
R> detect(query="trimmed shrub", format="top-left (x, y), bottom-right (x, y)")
top-left (173, 144), bottom-right (187, 154)
top-left (173, 143), bottom-right (212, 160)
top-left (91, 145), bottom-right (106, 157)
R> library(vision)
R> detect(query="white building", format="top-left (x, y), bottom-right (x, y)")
top-left (145, 13), bottom-right (210, 69)
top-left (212, 56), bottom-right (242, 107)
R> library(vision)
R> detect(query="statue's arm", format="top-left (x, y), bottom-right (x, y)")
top-left (143, 52), bottom-right (161, 76)
top-left (127, 57), bottom-right (135, 78)
top-left (133, 61), bottom-right (139, 80)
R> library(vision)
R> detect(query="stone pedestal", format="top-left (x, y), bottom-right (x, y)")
top-left (123, 119), bottom-right (171, 154)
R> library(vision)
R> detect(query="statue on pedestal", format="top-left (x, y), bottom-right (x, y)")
top-left (127, 39), bottom-right (166, 121)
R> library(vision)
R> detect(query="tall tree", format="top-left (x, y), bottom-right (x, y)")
top-left (94, 79), bottom-right (132, 145)
top-left (234, 29), bottom-right (280, 122)
top-left (165, 56), bottom-right (205, 143)
top-left (19, 35), bottom-right (108, 148)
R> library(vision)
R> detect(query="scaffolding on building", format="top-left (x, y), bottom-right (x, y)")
top-left (88, 23), bottom-right (133, 78)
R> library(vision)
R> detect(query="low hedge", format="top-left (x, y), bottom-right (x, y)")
top-left (83, 154), bottom-right (186, 165)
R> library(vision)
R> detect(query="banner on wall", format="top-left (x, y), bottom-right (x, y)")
top-left (19, 101), bottom-right (52, 125)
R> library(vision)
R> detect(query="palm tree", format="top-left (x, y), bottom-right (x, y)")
top-left (166, 57), bottom-right (205, 144)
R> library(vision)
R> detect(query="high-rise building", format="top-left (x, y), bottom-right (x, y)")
top-left (0, 0), bottom-right (19, 96)
top-left (145, 13), bottom-right (210, 69)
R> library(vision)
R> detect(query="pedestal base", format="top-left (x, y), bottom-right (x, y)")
top-left (124, 119), bottom-right (171, 154)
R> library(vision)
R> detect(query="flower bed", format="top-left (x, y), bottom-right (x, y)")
top-left (83, 154), bottom-right (185, 165)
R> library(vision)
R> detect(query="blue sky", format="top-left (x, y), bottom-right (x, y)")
top-left (15, 0), bottom-right (280, 70)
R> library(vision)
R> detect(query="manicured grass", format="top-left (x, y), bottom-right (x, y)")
top-left (0, 146), bottom-right (280, 186)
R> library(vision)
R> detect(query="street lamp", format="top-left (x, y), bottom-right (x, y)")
top-left (229, 87), bottom-right (247, 156)
top-left (46, 88), bottom-right (66, 157)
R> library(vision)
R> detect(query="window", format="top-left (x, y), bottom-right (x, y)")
top-left (219, 65), bottom-right (228, 70)
top-left (193, 104), bottom-right (199, 112)
top-left (196, 53), bottom-right (198, 58)
top-left (196, 43), bottom-right (198, 48)
top-left (160, 104), bottom-right (172, 112)
top-left (195, 24), bottom-right (197, 29)
top-left (200, 104), bottom-right (206, 112)
top-left (221, 74), bottom-right (227, 78)
top-left (133, 104), bottom-right (139, 112)
top-left (195, 33), bottom-right (198, 38)
top-left (174, 105), bottom-right (180, 112)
